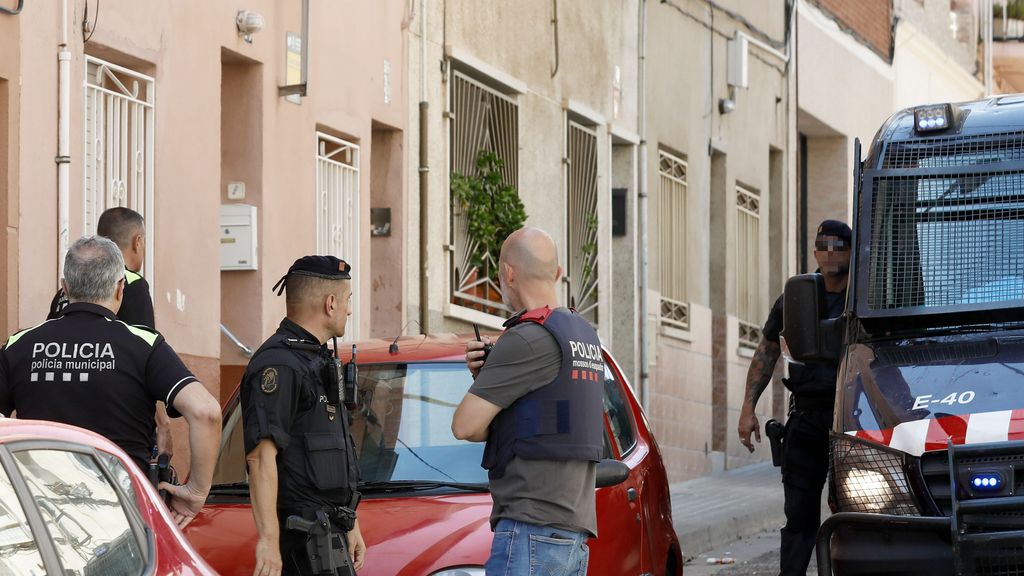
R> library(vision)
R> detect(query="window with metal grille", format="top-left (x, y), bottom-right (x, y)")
top-left (448, 70), bottom-right (519, 316)
top-left (84, 56), bottom-right (154, 281)
top-left (316, 132), bottom-right (360, 339)
top-left (736, 184), bottom-right (763, 348)
top-left (869, 135), bottom-right (1024, 312)
top-left (658, 150), bottom-right (689, 331)
top-left (566, 120), bottom-right (599, 325)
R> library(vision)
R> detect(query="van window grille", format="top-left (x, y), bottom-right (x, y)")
top-left (449, 70), bottom-right (518, 317)
top-left (881, 131), bottom-right (1024, 169)
top-left (867, 166), bottom-right (1024, 310)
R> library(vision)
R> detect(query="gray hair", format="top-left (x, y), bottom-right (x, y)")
top-left (64, 236), bottom-right (125, 303)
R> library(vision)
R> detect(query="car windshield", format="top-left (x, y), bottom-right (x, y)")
top-left (351, 363), bottom-right (486, 484)
top-left (868, 171), bottom-right (1024, 313)
top-left (209, 362), bottom-right (486, 489)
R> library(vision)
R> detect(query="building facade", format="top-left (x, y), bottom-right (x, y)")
top-left (0, 0), bottom-right (1005, 482)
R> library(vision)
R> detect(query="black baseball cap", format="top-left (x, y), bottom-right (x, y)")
top-left (816, 219), bottom-right (852, 243)
top-left (272, 255), bottom-right (352, 296)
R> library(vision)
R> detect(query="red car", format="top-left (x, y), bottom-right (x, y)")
top-left (0, 418), bottom-right (218, 575)
top-left (185, 333), bottom-right (683, 576)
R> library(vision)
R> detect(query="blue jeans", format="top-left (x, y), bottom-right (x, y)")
top-left (485, 518), bottom-right (590, 576)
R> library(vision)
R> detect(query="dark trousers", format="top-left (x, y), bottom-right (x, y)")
top-left (280, 521), bottom-right (355, 576)
top-left (780, 409), bottom-right (831, 576)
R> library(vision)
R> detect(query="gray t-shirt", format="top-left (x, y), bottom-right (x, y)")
top-left (469, 317), bottom-right (598, 537)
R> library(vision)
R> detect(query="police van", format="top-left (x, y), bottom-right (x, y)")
top-left (784, 96), bottom-right (1024, 575)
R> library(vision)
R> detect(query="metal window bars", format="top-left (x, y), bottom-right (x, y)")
top-left (566, 120), bottom-right (599, 325)
top-left (659, 150), bottom-right (689, 330)
top-left (448, 70), bottom-right (518, 317)
top-left (83, 56), bottom-right (155, 282)
top-left (315, 132), bottom-right (360, 339)
top-left (736, 184), bottom-right (762, 335)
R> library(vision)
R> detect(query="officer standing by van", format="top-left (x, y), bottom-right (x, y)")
top-left (242, 256), bottom-right (365, 576)
top-left (737, 219), bottom-right (852, 576)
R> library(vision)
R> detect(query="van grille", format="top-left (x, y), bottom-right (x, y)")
top-left (880, 131), bottom-right (1024, 170)
top-left (920, 449), bottom-right (1024, 523)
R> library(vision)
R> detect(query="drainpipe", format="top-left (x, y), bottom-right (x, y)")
top-left (418, 0), bottom-right (430, 334)
top-left (637, 0), bottom-right (649, 411)
top-left (57, 0), bottom-right (71, 280)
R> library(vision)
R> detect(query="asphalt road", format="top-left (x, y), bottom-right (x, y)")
top-left (683, 528), bottom-right (819, 576)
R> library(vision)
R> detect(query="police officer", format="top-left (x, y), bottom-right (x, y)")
top-left (46, 207), bottom-right (174, 459)
top-left (453, 227), bottom-right (601, 575)
top-left (48, 207), bottom-right (155, 326)
top-left (0, 235), bottom-right (222, 528)
top-left (737, 219), bottom-right (852, 576)
top-left (242, 256), bottom-right (365, 576)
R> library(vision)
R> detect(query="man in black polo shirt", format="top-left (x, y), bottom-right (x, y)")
top-left (0, 235), bottom-right (222, 528)
top-left (48, 207), bottom-right (154, 326)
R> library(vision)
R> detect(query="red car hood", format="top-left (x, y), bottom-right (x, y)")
top-left (187, 491), bottom-right (494, 576)
top-left (358, 492), bottom-right (493, 575)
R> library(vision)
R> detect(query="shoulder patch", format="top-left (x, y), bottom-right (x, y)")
top-left (116, 320), bottom-right (160, 347)
top-left (260, 367), bottom-right (279, 394)
top-left (5, 320), bottom-right (55, 349)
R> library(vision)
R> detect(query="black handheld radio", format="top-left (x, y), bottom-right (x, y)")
top-left (326, 338), bottom-right (359, 408)
top-left (474, 325), bottom-right (493, 363)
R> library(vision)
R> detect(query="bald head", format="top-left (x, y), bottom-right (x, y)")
top-left (500, 227), bottom-right (559, 282)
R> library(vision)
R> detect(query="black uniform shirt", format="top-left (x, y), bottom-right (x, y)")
top-left (241, 318), bottom-right (360, 513)
top-left (0, 303), bottom-right (196, 469)
top-left (48, 268), bottom-right (155, 328)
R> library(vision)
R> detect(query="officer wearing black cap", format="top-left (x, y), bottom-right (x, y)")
top-left (737, 219), bottom-right (851, 576)
top-left (242, 256), bottom-right (365, 576)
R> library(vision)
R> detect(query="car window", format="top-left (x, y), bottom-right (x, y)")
top-left (96, 451), bottom-right (138, 507)
top-left (603, 364), bottom-right (637, 457)
top-left (0, 458), bottom-right (46, 575)
top-left (351, 363), bottom-right (486, 483)
top-left (12, 449), bottom-right (144, 576)
top-left (212, 399), bottom-right (246, 485)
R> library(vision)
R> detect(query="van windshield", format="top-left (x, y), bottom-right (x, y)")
top-left (867, 148), bottom-right (1024, 317)
top-left (840, 336), bottom-right (1024, 444)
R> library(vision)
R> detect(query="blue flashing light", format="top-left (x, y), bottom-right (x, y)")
top-left (970, 473), bottom-right (1003, 491)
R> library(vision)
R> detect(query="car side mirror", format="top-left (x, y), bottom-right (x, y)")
top-left (596, 458), bottom-right (630, 488)
top-left (782, 274), bottom-right (843, 363)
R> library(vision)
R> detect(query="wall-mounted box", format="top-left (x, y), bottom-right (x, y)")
top-left (220, 204), bottom-right (258, 270)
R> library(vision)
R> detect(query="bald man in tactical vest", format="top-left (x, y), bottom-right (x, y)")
top-left (454, 227), bottom-right (601, 575)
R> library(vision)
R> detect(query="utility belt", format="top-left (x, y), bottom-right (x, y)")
top-left (791, 393), bottom-right (835, 413)
top-left (283, 503), bottom-right (359, 576)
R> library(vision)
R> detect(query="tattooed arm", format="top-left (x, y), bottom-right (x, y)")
top-left (737, 336), bottom-right (782, 452)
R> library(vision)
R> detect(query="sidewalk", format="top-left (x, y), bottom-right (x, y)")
top-left (670, 461), bottom-right (786, 559)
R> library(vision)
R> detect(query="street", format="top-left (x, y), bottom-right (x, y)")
top-left (684, 528), bottom-right (818, 576)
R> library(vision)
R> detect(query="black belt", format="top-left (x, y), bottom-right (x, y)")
top-left (793, 394), bottom-right (835, 412)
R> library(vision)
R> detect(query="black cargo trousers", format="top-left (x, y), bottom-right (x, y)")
top-left (780, 405), bottom-right (832, 576)
top-left (279, 513), bottom-right (355, 576)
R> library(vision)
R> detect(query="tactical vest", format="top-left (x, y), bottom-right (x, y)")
top-left (247, 331), bottom-right (359, 511)
top-left (481, 307), bottom-right (606, 480)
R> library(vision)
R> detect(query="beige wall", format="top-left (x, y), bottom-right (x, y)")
top-left (1, 0), bottom-right (408, 407)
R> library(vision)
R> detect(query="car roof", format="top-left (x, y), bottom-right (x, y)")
top-left (0, 417), bottom-right (127, 453)
top-left (332, 332), bottom-right (495, 363)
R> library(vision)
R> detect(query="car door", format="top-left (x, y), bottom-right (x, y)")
top-left (0, 443), bottom-right (148, 576)
top-left (588, 360), bottom-right (649, 576)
